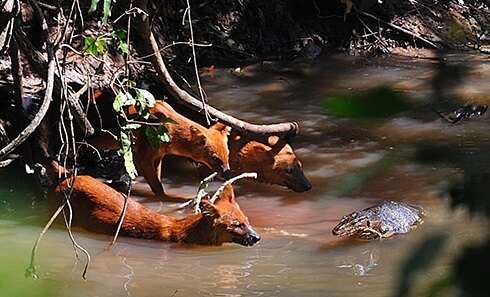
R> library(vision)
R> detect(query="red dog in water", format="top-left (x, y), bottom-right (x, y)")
top-left (49, 175), bottom-right (260, 246)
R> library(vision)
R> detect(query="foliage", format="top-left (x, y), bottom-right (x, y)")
top-left (89, 0), bottom-right (112, 23)
top-left (111, 29), bottom-right (129, 54)
top-left (395, 233), bottom-right (448, 297)
top-left (327, 150), bottom-right (401, 196)
top-left (83, 30), bottom-right (129, 57)
top-left (112, 87), bottom-right (171, 179)
top-left (83, 35), bottom-right (107, 56)
top-left (0, 244), bottom-right (58, 297)
top-left (321, 86), bottom-right (409, 119)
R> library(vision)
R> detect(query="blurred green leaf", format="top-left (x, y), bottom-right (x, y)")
top-left (395, 233), bottom-right (448, 297)
top-left (112, 29), bottom-right (126, 40)
top-left (328, 150), bottom-right (405, 196)
top-left (145, 125), bottom-right (170, 150)
top-left (111, 29), bottom-right (129, 54)
top-left (113, 92), bottom-right (126, 112)
top-left (113, 91), bottom-right (136, 112)
top-left (134, 88), bottom-right (155, 119)
top-left (94, 38), bottom-right (107, 54)
top-left (0, 243), bottom-right (58, 297)
top-left (425, 273), bottom-right (455, 297)
top-left (117, 131), bottom-right (137, 179)
top-left (322, 86), bottom-right (410, 119)
top-left (454, 238), bottom-right (490, 297)
top-left (118, 42), bottom-right (129, 54)
top-left (122, 150), bottom-right (137, 179)
top-left (118, 131), bottom-right (131, 154)
top-left (102, 0), bottom-right (112, 23)
top-left (83, 36), bottom-right (96, 55)
top-left (88, 0), bottom-right (99, 13)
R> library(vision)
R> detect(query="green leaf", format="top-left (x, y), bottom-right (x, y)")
top-left (118, 42), bottom-right (129, 54)
top-left (321, 86), bottom-right (409, 119)
top-left (113, 92), bottom-right (126, 112)
top-left (102, 0), bottom-right (112, 23)
top-left (112, 29), bottom-right (126, 41)
top-left (118, 131), bottom-right (131, 154)
top-left (396, 233), bottom-right (448, 297)
top-left (83, 36), bottom-right (107, 56)
top-left (144, 126), bottom-right (160, 150)
top-left (160, 117), bottom-right (177, 125)
top-left (94, 38), bottom-right (107, 54)
top-left (156, 125), bottom-right (171, 143)
top-left (134, 88), bottom-right (156, 119)
top-left (135, 88), bottom-right (156, 107)
top-left (122, 150), bottom-right (138, 179)
top-left (121, 78), bottom-right (136, 88)
top-left (113, 92), bottom-right (136, 112)
top-left (117, 131), bottom-right (137, 179)
top-left (88, 0), bottom-right (100, 13)
top-left (122, 123), bottom-right (142, 131)
top-left (83, 36), bottom-right (97, 55)
top-left (144, 126), bottom-right (170, 150)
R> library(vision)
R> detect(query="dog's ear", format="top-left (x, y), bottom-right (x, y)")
top-left (200, 200), bottom-right (220, 219)
top-left (190, 126), bottom-right (206, 146)
top-left (210, 122), bottom-right (231, 135)
top-left (267, 135), bottom-right (280, 146)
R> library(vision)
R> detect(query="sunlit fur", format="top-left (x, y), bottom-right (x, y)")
top-left (229, 134), bottom-right (311, 192)
top-left (48, 176), bottom-right (259, 246)
top-left (89, 100), bottom-right (231, 197)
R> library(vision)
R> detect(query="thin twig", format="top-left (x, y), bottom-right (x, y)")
top-left (357, 9), bottom-right (439, 49)
top-left (111, 187), bottom-right (131, 245)
top-left (184, 0), bottom-right (213, 125)
top-left (210, 172), bottom-right (257, 203)
top-left (0, 1), bottom-right (55, 161)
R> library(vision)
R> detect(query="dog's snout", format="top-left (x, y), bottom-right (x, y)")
top-left (245, 224), bottom-right (261, 246)
top-left (222, 168), bottom-right (232, 180)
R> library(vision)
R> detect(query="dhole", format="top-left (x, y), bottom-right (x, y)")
top-left (49, 175), bottom-right (260, 246)
top-left (167, 100), bottom-right (312, 192)
top-left (89, 100), bottom-right (231, 197)
top-left (228, 133), bottom-right (311, 192)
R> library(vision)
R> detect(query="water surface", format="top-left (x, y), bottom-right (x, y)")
top-left (1, 53), bottom-right (489, 297)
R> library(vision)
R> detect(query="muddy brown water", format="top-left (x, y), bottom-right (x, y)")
top-left (1, 53), bottom-right (490, 297)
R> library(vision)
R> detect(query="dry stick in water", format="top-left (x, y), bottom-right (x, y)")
top-left (167, 172), bottom-right (218, 213)
top-left (209, 173), bottom-right (257, 203)
top-left (111, 187), bottom-right (131, 246)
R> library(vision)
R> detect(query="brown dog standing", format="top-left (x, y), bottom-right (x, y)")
top-left (133, 101), bottom-right (231, 196)
top-left (89, 100), bottom-right (231, 197)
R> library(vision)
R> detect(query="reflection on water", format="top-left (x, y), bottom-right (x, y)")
top-left (1, 53), bottom-right (490, 297)
top-left (336, 248), bottom-right (379, 277)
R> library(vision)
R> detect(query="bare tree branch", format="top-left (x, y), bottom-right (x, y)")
top-left (0, 6), bottom-right (55, 161)
top-left (133, 0), bottom-right (299, 138)
top-left (13, 28), bottom-right (95, 136)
